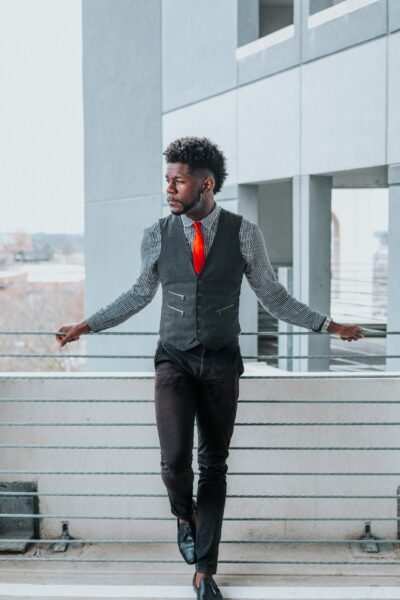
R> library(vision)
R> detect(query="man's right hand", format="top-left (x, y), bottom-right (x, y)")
top-left (56, 322), bottom-right (91, 348)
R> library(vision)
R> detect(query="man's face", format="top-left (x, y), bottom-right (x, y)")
top-left (165, 162), bottom-right (205, 216)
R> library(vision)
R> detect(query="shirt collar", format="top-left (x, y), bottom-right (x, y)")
top-left (180, 201), bottom-right (220, 230)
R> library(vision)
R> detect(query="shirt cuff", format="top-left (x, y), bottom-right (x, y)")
top-left (320, 316), bottom-right (332, 332)
top-left (85, 315), bottom-right (103, 333)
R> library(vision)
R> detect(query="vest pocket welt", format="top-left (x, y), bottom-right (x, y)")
top-left (216, 304), bottom-right (234, 314)
top-left (168, 290), bottom-right (185, 299)
top-left (166, 304), bottom-right (184, 316)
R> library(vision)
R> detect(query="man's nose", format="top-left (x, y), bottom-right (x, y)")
top-left (166, 182), bottom-right (176, 194)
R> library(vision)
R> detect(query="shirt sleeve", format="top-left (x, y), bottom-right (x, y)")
top-left (241, 220), bottom-right (330, 332)
top-left (85, 222), bottom-right (160, 332)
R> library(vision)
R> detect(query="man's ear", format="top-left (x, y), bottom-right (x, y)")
top-left (203, 175), bottom-right (215, 193)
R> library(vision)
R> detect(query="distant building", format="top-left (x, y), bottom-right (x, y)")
top-left (0, 233), bottom-right (18, 269)
top-left (14, 245), bottom-right (53, 262)
top-left (0, 270), bottom-right (28, 297)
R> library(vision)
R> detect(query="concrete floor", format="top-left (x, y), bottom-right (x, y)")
top-left (0, 542), bottom-right (399, 599)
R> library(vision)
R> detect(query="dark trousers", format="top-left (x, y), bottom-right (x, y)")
top-left (154, 337), bottom-right (244, 575)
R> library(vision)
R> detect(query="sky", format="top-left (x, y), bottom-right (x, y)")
top-left (0, 0), bottom-right (84, 234)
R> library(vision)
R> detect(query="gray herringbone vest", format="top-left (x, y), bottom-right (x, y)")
top-left (157, 207), bottom-right (246, 351)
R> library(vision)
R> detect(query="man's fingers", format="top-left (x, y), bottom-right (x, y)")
top-left (60, 335), bottom-right (69, 347)
top-left (58, 332), bottom-right (73, 347)
top-left (339, 325), bottom-right (364, 342)
top-left (56, 334), bottom-right (65, 345)
top-left (60, 333), bottom-right (81, 346)
top-left (63, 333), bottom-right (75, 345)
top-left (56, 325), bottom-right (82, 347)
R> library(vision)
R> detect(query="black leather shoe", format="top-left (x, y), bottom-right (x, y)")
top-left (192, 573), bottom-right (223, 599)
top-left (177, 501), bottom-right (197, 564)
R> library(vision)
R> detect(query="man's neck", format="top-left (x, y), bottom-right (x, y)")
top-left (186, 200), bottom-right (216, 221)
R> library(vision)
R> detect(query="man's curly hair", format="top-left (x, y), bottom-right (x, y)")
top-left (163, 136), bottom-right (228, 194)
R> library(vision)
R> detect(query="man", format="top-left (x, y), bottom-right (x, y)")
top-left (56, 136), bottom-right (364, 599)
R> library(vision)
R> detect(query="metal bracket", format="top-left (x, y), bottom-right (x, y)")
top-left (53, 520), bottom-right (72, 553)
top-left (358, 521), bottom-right (380, 553)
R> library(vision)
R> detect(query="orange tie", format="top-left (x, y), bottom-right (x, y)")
top-left (192, 221), bottom-right (206, 275)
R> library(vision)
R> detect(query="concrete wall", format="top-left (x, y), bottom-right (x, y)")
top-left (388, 31), bottom-right (400, 164)
top-left (303, 0), bottom-right (387, 61)
top-left (82, 0), bottom-right (163, 371)
top-left (301, 37), bottom-right (386, 174)
top-left (258, 181), bottom-right (293, 266)
top-left (162, 90), bottom-right (238, 187)
top-left (238, 69), bottom-right (300, 183)
top-left (2, 373), bottom-right (399, 541)
top-left (161, 0), bottom-right (238, 112)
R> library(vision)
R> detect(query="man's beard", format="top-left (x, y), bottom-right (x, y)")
top-left (173, 187), bottom-right (202, 215)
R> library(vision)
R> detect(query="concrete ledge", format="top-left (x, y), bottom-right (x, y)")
top-left (302, 0), bottom-right (387, 64)
top-left (1, 583), bottom-right (400, 599)
top-left (308, 0), bottom-right (379, 29)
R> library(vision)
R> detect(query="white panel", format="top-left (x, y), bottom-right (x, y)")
top-left (238, 69), bottom-right (300, 183)
top-left (162, 90), bottom-right (237, 187)
top-left (302, 37), bottom-right (386, 173)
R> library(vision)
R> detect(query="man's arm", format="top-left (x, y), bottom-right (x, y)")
top-left (242, 221), bottom-right (363, 341)
top-left (85, 223), bottom-right (160, 332)
top-left (242, 221), bottom-right (330, 331)
top-left (56, 223), bottom-right (160, 347)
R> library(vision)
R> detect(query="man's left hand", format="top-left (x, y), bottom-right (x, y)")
top-left (327, 321), bottom-right (364, 342)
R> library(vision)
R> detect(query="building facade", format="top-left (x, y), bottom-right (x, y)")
top-left (82, 0), bottom-right (400, 372)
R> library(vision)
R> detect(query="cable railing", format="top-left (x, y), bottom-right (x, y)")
top-left (0, 329), bottom-right (400, 570)
top-left (0, 326), bottom-right (395, 363)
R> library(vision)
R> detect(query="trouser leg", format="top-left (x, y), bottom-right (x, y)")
top-left (194, 347), bottom-right (241, 575)
top-left (154, 359), bottom-right (198, 520)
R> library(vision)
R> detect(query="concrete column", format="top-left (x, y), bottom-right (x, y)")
top-left (83, 0), bottom-right (162, 372)
top-left (292, 174), bottom-right (332, 371)
top-left (236, 184), bottom-right (259, 361)
top-left (278, 266), bottom-right (294, 372)
top-left (386, 164), bottom-right (400, 371)
top-left (259, 180), bottom-right (293, 371)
